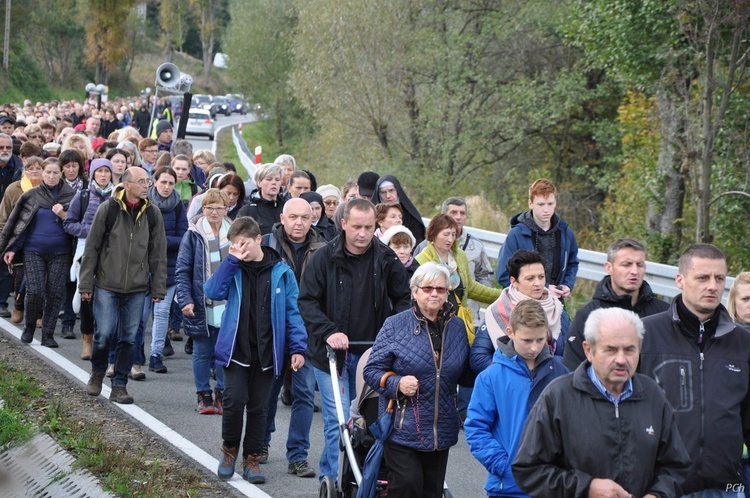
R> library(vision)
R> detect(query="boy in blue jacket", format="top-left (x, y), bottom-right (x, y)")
top-left (464, 299), bottom-right (568, 497)
top-left (205, 216), bottom-right (307, 485)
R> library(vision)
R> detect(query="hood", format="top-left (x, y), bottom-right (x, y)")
top-left (250, 188), bottom-right (284, 207)
top-left (516, 210), bottom-right (559, 233)
top-left (593, 275), bottom-right (659, 307)
top-left (494, 334), bottom-right (552, 372)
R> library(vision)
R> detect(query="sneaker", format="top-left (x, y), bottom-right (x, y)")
top-left (87, 371), bottom-right (105, 396)
top-left (168, 327), bottom-right (183, 341)
top-left (217, 445), bottom-right (238, 481)
top-left (128, 365), bottom-right (146, 381)
top-left (110, 386), bottom-right (134, 404)
top-left (163, 337), bottom-right (175, 357)
top-left (287, 460), bottom-right (316, 478)
top-left (242, 454), bottom-right (266, 484)
top-left (184, 336), bottom-right (193, 355)
top-left (41, 336), bottom-right (58, 348)
top-left (214, 388), bottom-right (223, 415)
top-left (61, 326), bottom-right (75, 339)
top-left (0, 307), bottom-right (10, 318)
top-left (105, 363), bottom-right (115, 378)
top-left (148, 355), bottom-right (167, 373)
top-left (197, 391), bottom-right (216, 414)
top-left (258, 446), bottom-right (268, 464)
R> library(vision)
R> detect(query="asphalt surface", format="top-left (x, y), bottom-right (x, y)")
top-left (4, 115), bottom-right (489, 497)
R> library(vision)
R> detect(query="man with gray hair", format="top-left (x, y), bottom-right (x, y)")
top-left (0, 133), bottom-right (22, 317)
top-left (563, 238), bottom-right (669, 370)
top-left (513, 307), bottom-right (690, 498)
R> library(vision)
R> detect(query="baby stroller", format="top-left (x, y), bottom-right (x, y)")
top-left (318, 345), bottom-right (454, 498)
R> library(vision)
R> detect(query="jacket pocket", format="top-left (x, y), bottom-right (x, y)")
top-left (653, 359), bottom-right (693, 412)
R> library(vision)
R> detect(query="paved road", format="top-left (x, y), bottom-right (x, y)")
top-left (3, 119), bottom-right (489, 496)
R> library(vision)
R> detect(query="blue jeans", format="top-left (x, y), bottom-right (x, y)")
top-left (192, 327), bottom-right (224, 393)
top-left (684, 489), bottom-right (746, 497)
top-left (90, 288), bottom-right (147, 387)
top-left (314, 352), bottom-right (360, 479)
top-left (149, 285), bottom-right (176, 357)
top-left (264, 360), bottom-right (316, 463)
top-left (108, 292), bottom-right (150, 366)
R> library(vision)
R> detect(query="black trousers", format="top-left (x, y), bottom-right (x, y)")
top-left (222, 360), bottom-right (275, 458)
top-left (384, 440), bottom-right (450, 498)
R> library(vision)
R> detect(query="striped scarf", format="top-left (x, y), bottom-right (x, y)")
top-left (198, 216), bottom-right (231, 327)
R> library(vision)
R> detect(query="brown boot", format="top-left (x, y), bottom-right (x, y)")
top-left (81, 333), bottom-right (94, 360)
top-left (242, 454), bottom-right (265, 484)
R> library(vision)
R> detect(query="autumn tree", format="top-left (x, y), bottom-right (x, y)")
top-left (189, 0), bottom-right (228, 86)
top-left (160, 0), bottom-right (192, 61)
top-left (83, 0), bottom-right (136, 84)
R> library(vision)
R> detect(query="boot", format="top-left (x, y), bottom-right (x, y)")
top-left (81, 334), bottom-right (94, 360)
top-left (148, 354), bottom-right (167, 373)
top-left (217, 445), bottom-right (238, 481)
top-left (41, 333), bottom-right (58, 348)
top-left (242, 454), bottom-right (266, 484)
top-left (20, 325), bottom-right (34, 344)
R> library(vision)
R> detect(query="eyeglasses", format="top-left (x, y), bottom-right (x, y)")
top-left (324, 200), bottom-right (339, 206)
top-left (204, 206), bottom-right (227, 213)
top-left (418, 286), bottom-right (449, 295)
top-left (142, 149), bottom-right (158, 154)
top-left (29, 134), bottom-right (42, 140)
top-left (0, 146), bottom-right (12, 151)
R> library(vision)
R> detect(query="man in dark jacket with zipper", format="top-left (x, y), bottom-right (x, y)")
top-left (563, 238), bottom-right (669, 370)
top-left (513, 307), bottom-right (690, 498)
top-left (80, 167), bottom-right (167, 405)
top-left (298, 198), bottom-right (410, 482)
top-left (261, 198), bottom-right (326, 478)
top-left (640, 244), bottom-right (750, 496)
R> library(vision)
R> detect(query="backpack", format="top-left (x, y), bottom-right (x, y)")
top-left (95, 198), bottom-right (158, 254)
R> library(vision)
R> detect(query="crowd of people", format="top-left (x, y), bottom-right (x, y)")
top-left (1, 96), bottom-right (750, 498)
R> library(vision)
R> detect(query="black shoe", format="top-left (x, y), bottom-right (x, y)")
top-left (41, 335), bottom-right (58, 348)
top-left (61, 326), bottom-right (76, 339)
top-left (184, 336), bottom-right (193, 355)
top-left (149, 355), bottom-right (167, 373)
top-left (163, 337), bottom-right (175, 357)
top-left (20, 327), bottom-right (34, 344)
top-left (0, 307), bottom-right (11, 318)
top-left (280, 386), bottom-right (293, 406)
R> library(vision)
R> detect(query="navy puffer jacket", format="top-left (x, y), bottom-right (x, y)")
top-left (150, 189), bottom-right (188, 286)
top-left (363, 306), bottom-right (470, 451)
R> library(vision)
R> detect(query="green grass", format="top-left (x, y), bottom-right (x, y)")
top-left (0, 361), bottom-right (45, 450)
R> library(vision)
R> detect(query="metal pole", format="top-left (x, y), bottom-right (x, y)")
top-left (3, 0), bottom-right (11, 72)
top-left (147, 88), bottom-right (158, 139)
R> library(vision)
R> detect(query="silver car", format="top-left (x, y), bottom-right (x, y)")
top-left (184, 108), bottom-right (215, 140)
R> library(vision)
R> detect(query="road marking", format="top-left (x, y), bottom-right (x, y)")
top-left (0, 319), bottom-right (271, 498)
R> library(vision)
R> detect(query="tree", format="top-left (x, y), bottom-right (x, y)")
top-left (189, 0), bottom-right (227, 86)
top-left (160, 0), bottom-right (191, 61)
top-left (27, 0), bottom-right (84, 87)
top-left (82, 0), bottom-right (136, 84)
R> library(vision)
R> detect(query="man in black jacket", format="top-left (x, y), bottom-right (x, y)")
top-left (640, 244), bottom-right (750, 496)
top-left (0, 133), bottom-right (22, 318)
top-left (298, 198), bottom-right (410, 482)
top-left (513, 308), bottom-right (690, 498)
top-left (564, 238), bottom-right (669, 370)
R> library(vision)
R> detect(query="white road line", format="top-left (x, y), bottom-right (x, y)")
top-left (0, 319), bottom-right (271, 498)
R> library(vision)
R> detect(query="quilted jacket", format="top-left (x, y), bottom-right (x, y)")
top-left (363, 306), bottom-right (470, 451)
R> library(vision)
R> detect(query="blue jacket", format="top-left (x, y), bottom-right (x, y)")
top-left (465, 342), bottom-right (568, 497)
top-left (157, 199), bottom-right (188, 285)
top-left (205, 253), bottom-right (307, 378)
top-left (174, 217), bottom-right (231, 337)
top-left (363, 307), bottom-right (470, 451)
top-left (63, 187), bottom-right (110, 239)
top-left (495, 212), bottom-right (579, 289)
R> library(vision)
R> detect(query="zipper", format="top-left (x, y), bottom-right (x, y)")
top-left (426, 319), bottom-right (443, 450)
top-left (698, 351), bottom-right (705, 468)
top-left (680, 366), bottom-right (687, 408)
top-left (698, 322), bottom-right (705, 344)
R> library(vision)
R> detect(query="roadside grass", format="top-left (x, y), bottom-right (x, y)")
top-left (0, 361), bottom-right (207, 497)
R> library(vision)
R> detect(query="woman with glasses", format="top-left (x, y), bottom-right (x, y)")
top-left (63, 159), bottom-right (114, 359)
top-left (316, 184), bottom-right (340, 220)
top-left (0, 157), bottom-right (76, 347)
top-left (138, 138), bottom-right (159, 174)
top-left (176, 188), bottom-right (232, 414)
top-left (363, 262), bottom-right (472, 497)
top-left (470, 249), bottom-right (570, 374)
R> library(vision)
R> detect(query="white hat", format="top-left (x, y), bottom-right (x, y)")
top-left (381, 225), bottom-right (416, 248)
top-left (316, 184), bottom-right (341, 200)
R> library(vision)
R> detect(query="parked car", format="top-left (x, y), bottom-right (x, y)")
top-left (192, 94), bottom-right (217, 119)
top-left (226, 94), bottom-right (247, 115)
top-left (212, 96), bottom-right (232, 116)
top-left (184, 108), bottom-right (215, 140)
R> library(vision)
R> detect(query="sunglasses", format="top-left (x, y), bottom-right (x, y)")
top-left (418, 286), bottom-right (449, 295)
top-left (324, 200), bottom-right (339, 206)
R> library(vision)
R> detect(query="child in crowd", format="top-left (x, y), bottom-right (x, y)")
top-left (464, 299), bottom-right (568, 497)
top-left (206, 216), bottom-right (307, 484)
top-left (381, 224), bottom-right (419, 279)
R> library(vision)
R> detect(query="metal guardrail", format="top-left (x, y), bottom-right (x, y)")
top-left (425, 218), bottom-right (735, 303)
